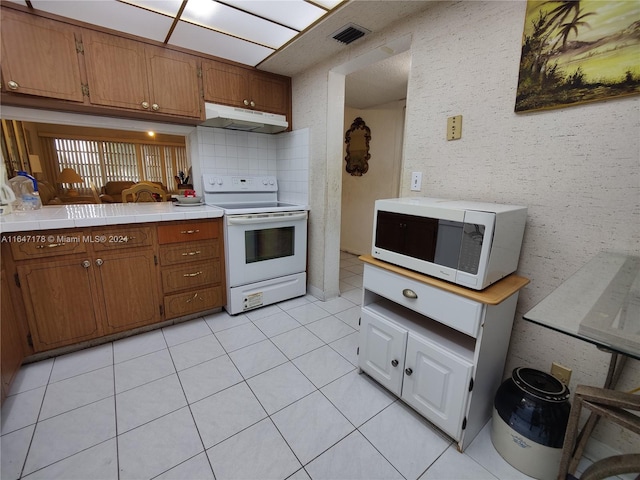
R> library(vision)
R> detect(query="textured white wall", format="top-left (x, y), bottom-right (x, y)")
top-left (292, 0), bottom-right (639, 453)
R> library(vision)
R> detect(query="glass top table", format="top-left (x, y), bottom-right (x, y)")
top-left (523, 251), bottom-right (640, 361)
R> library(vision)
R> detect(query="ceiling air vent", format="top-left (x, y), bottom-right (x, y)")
top-left (331, 23), bottom-right (371, 45)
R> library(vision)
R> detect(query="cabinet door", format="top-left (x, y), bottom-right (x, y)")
top-left (201, 60), bottom-right (250, 107)
top-left (249, 72), bottom-right (290, 115)
top-left (17, 258), bottom-right (102, 351)
top-left (147, 46), bottom-right (202, 118)
top-left (1, 268), bottom-right (26, 402)
top-left (402, 332), bottom-right (472, 439)
top-left (83, 30), bottom-right (149, 111)
top-left (93, 249), bottom-right (161, 334)
top-left (359, 307), bottom-right (406, 395)
top-left (0, 9), bottom-right (84, 101)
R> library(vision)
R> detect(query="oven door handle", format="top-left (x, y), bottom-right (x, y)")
top-left (227, 212), bottom-right (307, 225)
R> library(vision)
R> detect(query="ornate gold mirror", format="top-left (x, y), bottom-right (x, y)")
top-left (344, 117), bottom-right (371, 176)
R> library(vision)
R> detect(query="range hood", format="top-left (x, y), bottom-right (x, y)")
top-left (201, 103), bottom-right (288, 134)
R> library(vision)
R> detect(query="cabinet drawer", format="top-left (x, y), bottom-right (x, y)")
top-left (161, 261), bottom-right (220, 294)
top-left (8, 231), bottom-right (87, 260)
top-left (159, 239), bottom-right (219, 266)
top-left (92, 226), bottom-right (154, 251)
top-left (363, 264), bottom-right (483, 337)
top-left (157, 221), bottom-right (218, 244)
top-left (164, 286), bottom-right (223, 319)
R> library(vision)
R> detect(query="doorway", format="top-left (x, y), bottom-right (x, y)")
top-left (340, 50), bottom-right (409, 256)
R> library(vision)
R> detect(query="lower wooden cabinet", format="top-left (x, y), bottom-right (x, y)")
top-left (1, 266), bottom-right (27, 402)
top-left (94, 249), bottom-right (161, 334)
top-left (157, 219), bottom-right (225, 319)
top-left (3, 219), bottom-right (224, 354)
top-left (17, 256), bottom-right (103, 350)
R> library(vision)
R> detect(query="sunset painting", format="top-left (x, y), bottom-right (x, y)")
top-left (515, 0), bottom-right (640, 112)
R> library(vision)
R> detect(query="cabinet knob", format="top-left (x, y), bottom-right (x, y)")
top-left (152, 103), bottom-right (159, 111)
top-left (405, 367), bottom-right (413, 376)
top-left (250, 100), bottom-right (255, 107)
top-left (81, 260), bottom-right (91, 268)
top-left (7, 80), bottom-right (19, 90)
top-left (95, 258), bottom-right (104, 266)
top-left (391, 359), bottom-right (398, 367)
top-left (402, 289), bottom-right (418, 299)
top-left (243, 99), bottom-right (249, 106)
top-left (141, 101), bottom-right (150, 109)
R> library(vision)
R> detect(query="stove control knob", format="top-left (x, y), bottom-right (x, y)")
top-left (216, 178), bottom-right (223, 185)
top-left (262, 179), bottom-right (268, 185)
top-left (269, 179), bottom-right (275, 185)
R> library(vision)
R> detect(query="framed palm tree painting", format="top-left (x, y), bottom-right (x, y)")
top-left (516, 0), bottom-right (640, 112)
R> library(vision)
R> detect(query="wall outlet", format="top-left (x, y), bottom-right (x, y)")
top-left (447, 115), bottom-right (462, 140)
top-left (551, 362), bottom-right (572, 385)
top-left (411, 172), bottom-right (422, 191)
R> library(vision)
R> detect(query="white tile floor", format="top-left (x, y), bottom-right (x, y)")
top-left (1, 252), bottom-right (539, 480)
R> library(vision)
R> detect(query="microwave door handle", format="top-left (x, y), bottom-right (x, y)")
top-left (227, 212), bottom-right (307, 225)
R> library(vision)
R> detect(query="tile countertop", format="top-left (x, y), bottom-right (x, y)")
top-left (0, 202), bottom-right (224, 233)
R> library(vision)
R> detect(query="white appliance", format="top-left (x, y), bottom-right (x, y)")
top-left (203, 174), bottom-right (308, 315)
top-left (372, 197), bottom-right (527, 290)
top-left (200, 103), bottom-right (288, 133)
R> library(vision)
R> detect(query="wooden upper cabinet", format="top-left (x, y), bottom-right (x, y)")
top-left (82, 30), bottom-right (148, 110)
top-left (202, 61), bottom-right (250, 107)
top-left (202, 60), bottom-right (290, 116)
top-left (146, 45), bottom-right (202, 118)
top-left (249, 71), bottom-right (290, 116)
top-left (0, 8), bottom-right (84, 102)
top-left (83, 30), bottom-right (201, 118)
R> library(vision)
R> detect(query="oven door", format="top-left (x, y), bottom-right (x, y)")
top-left (225, 211), bottom-right (308, 287)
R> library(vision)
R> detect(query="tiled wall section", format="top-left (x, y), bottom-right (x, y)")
top-left (194, 126), bottom-right (309, 205)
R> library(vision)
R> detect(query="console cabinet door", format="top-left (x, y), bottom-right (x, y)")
top-left (93, 249), bottom-right (161, 334)
top-left (359, 307), bottom-right (406, 395)
top-left (17, 258), bottom-right (102, 351)
top-left (0, 8), bottom-right (84, 101)
top-left (402, 332), bottom-right (472, 439)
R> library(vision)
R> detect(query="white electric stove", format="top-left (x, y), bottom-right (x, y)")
top-left (203, 174), bottom-right (308, 315)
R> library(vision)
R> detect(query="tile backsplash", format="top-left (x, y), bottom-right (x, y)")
top-left (193, 126), bottom-right (309, 205)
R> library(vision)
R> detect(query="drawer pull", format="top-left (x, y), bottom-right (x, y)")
top-left (180, 229), bottom-right (200, 235)
top-left (36, 243), bottom-right (63, 249)
top-left (402, 289), bottom-right (418, 299)
top-left (391, 359), bottom-right (398, 367)
top-left (183, 271), bottom-right (203, 277)
top-left (405, 367), bottom-right (413, 376)
top-left (185, 293), bottom-right (204, 303)
top-left (181, 250), bottom-right (201, 256)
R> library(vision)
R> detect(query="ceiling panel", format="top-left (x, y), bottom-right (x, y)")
top-left (170, 20), bottom-right (273, 66)
top-left (181, 0), bottom-right (297, 49)
top-left (222, 0), bottom-right (326, 31)
top-left (30, 0), bottom-right (174, 43)
top-left (4, 0), bottom-right (344, 67)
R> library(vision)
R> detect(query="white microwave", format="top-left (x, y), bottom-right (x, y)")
top-left (372, 197), bottom-right (527, 290)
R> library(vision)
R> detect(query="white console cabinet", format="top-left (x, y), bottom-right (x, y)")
top-left (358, 255), bottom-right (529, 451)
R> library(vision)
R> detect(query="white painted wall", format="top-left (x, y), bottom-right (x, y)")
top-left (341, 102), bottom-right (404, 255)
top-left (292, 0), bottom-right (639, 453)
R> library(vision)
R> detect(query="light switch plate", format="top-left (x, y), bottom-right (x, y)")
top-left (411, 172), bottom-right (422, 191)
top-left (447, 115), bottom-right (462, 140)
